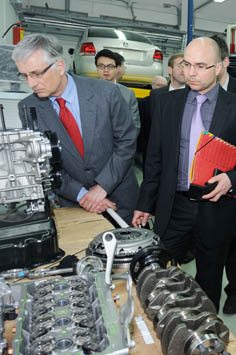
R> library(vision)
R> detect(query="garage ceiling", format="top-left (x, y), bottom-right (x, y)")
top-left (9, 0), bottom-right (235, 55)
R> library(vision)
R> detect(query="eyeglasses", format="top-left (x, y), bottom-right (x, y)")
top-left (175, 63), bottom-right (184, 69)
top-left (18, 62), bottom-right (56, 80)
top-left (96, 64), bottom-right (117, 70)
top-left (181, 61), bottom-right (218, 72)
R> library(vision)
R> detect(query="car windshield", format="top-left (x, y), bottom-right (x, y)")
top-left (87, 28), bottom-right (152, 44)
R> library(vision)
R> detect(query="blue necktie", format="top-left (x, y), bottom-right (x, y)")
top-left (188, 94), bottom-right (207, 187)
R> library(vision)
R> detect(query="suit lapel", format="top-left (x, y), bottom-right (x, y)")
top-left (170, 88), bottom-right (189, 166)
top-left (36, 98), bottom-right (83, 163)
top-left (209, 87), bottom-right (232, 136)
top-left (73, 75), bottom-right (97, 163)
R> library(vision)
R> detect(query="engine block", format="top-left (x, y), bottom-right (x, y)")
top-left (0, 129), bottom-right (59, 207)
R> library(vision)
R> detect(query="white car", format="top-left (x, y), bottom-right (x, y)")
top-left (73, 27), bottom-right (163, 85)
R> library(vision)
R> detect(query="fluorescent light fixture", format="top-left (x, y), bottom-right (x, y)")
top-left (214, 0), bottom-right (226, 3)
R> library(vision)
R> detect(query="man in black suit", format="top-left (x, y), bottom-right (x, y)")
top-left (211, 34), bottom-right (236, 93)
top-left (132, 37), bottom-right (236, 313)
top-left (149, 53), bottom-right (186, 111)
top-left (138, 53), bottom-right (185, 173)
top-left (211, 34), bottom-right (236, 315)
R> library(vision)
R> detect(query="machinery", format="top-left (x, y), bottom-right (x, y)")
top-left (0, 104), bottom-right (63, 271)
top-left (130, 246), bottom-right (231, 355)
top-left (86, 226), bottom-right (160, 268)
top-left (0, 233), bottom-right (134, 355)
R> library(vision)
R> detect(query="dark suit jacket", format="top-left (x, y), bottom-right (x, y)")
top-left (228, 74), bottom-right (236, 94)
top-left (18, 74), bottom-right (139, 220)
top-left (137, 85), bottom-right (169, 155)
top-left (137, 86), bottom-right (236, 247)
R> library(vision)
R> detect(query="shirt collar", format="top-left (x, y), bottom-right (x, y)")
top-left (169, 83), bottom-right (185, 91)
top-left (50, 73), bottom-right (76, 103)
top-left (187, 83), bottom-right (219, 104)
top-left (221, 73), bottom-right (229, 91)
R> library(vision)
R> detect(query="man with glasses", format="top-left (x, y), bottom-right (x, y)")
top-left (95, 49), bottom-right (140, 132)
top-left (12, 34), bottom-right (139, 225)
top-left (132, 37), bottom-right (236, 313)
top-left (140, 54), bottom-right (186, 174)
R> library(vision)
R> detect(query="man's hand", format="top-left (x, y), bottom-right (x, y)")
top-left (132, 210), bottom-right (152, 228)
top-left (79, 185), bottom-right (116, 213)
top-left (93, 198), bottom-right (117, 214)
top-left (202, 173), bottom-right (232, 202)
top-left (79, 184), bottom-right (107, 211)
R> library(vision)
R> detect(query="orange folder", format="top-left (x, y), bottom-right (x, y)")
top-left (190, 131), bottom-right (236, 190)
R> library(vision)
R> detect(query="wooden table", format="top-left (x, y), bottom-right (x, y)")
top-left (53, 208), bottom-right (236, 355)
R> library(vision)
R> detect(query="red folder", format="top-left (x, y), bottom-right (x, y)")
top-left (190, 131), bottom-right (236, 189)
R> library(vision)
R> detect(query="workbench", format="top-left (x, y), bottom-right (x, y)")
top-left (4, 207), bottom-right (236, 354)
top-left (53, 207), bottom-right (236, 355)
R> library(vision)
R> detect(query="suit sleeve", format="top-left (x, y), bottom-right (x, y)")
top-left (129, 89), bottom-right (141, 132)
top-left (18, 99), bottom-right (86, 203)
top-left (94, 85), bottom-right (137, 195)
top-left (136, 97), bottom-right (163, 214)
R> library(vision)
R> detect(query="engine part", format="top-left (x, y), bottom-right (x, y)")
top-left (0, 129), bottom-right (61, 207)
top-left (130, 245), bottom-right (177, 284)
top-left (86, 227), bottom-right (160, 268)
top-left (157, 310), bottom-right (229, 355)
top-left (0, 255), bottom-right (134, 355)
top-left (131, 247), bottom-right (230, 355)
top-left (0, 211), bottom-right (64, 271)
top-left (103, 231), bottom-right (118, 285)
top-left (0, 107), bottom-right (63, 271)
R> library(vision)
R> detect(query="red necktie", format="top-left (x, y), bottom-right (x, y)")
top-left (56, 98), bottom-right (84, 158)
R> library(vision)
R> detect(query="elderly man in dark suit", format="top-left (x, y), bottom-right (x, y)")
top-left (12, 34), bottom-right (139, 225)
top-left (132, 37), bottom-right (236, 313)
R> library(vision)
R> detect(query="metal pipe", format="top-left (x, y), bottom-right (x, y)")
top-left (194, 0), bottom-right (212, 12)
top-left (187, 0), bottom-right (193, 44)
top-left (106, 208), bottom-right (129, 228)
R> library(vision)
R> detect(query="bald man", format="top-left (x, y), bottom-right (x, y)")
top-left (151, 75), bottom-right (168, 89)
top-left (133, 37), bottom-right (236, 313)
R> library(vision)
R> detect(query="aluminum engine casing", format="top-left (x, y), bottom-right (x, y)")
top-left (0, 129), bottom-right (59, 205)
top-left (9, 272), bottom-right (133, 354)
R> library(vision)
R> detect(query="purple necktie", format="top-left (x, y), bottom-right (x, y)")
top-left (188, 94), bottom-right (207, 187)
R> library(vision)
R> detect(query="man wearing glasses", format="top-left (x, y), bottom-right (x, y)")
top-left (132, 37), bottom-right (236, 313)
top-left (140, 53), bottom-right (186, 174)
top-left (12, 34), bottom-right (139, 225)
top-left (95, 49), bottom-right (140, 132)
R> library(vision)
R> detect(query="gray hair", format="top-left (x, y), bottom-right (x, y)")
top-left (12, 33), bottom-right (63, 64)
